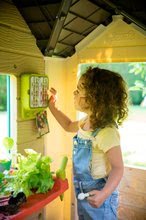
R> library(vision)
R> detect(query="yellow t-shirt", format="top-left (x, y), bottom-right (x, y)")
top-left (77, 123), bottom-right (120, 179)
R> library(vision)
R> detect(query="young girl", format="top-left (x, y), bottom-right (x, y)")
top-left (49, 67), bottom-right (128, 220)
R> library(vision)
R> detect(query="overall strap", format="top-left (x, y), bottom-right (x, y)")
top-left (114, 122), bottom-right (118, 129)
top-left (91, 128), bottom-right (101, 137)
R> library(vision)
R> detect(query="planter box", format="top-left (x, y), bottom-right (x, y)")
top-left (9, 178), bottom-right (68, 220)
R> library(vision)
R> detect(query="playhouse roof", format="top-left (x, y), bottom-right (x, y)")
top-left (12, 0), bottom-right (146, 58)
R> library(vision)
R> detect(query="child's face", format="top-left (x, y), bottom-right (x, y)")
top-left (73, 77), bottom-right (89, 113)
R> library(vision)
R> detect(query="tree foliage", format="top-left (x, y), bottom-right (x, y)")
top-left (0, 75), bottom-right (7, 111)
top-left (129, 63), bottom-right (146, 97)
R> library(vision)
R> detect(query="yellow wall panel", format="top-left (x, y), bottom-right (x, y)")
top-left (44, 54), bottom-right (78, 220)
top-left (0, 2), bottom-right (45, 157)
top-left (17, 138), bottom-right (44, 156)
top-left (88, 19), bottom-right (146, 48)
top-left (0, 25), bottom-right (41, 57)
top-left (77, 46), bottom-right (146, 63)
top-left (0, 50), bottom-right (44, 77)
top-left (44, 57), bottom-right (68, 220)
top-left (76, 15), bottom-right (146, 63)
top-left (17, 120), bottom-right (39, 144)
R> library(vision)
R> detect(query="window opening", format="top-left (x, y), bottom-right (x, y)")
top-left (77, 62), bottom-right (146, 169)
top-left (0, 74), bottom-right (16, 161)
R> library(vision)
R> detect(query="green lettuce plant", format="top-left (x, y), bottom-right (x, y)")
top-left (5, 149), bottom-right (54, 197)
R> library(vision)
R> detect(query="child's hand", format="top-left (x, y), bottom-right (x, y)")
top-left (87, 190), bottom-right (106, 208)
top-left (48, 87), bottom-right (57, 108)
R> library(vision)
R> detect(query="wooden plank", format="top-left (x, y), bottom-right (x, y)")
top-left (17, 120), bottom-right (40, 144)
top-left (118, 204), bottom-right (146, 220)
top-left (0, 1), bottom-right (29, 32)
top-left (119, 175), bottom-right (146, 195)
top-left (124, 166), bottom-right (146, 178)
top-left (119, 167), bottom-right (146, 195)
top-left (119, 191), bottom-right (146, 210)
top-left (17, 138), bottom-right (44, 155)
top-left (0, 25), bottom-right (42, 57)
top-left (0, 0), bottom-right (46, 193)
top-left (118, 166), bottom-right (146, 219)
top-left (0, 50), bottom-right (44, 76)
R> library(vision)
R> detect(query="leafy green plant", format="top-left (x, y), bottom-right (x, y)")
top-left (0, 172), bottom-right (5, 195)
top-left (5, 149), bottom-right (54, 197)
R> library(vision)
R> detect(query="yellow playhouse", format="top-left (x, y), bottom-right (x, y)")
top-left (0, 0), bottom-right (146, 219)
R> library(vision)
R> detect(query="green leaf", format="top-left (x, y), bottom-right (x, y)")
top-left (3, 137), bottom-right (14, 150)
top-left (135, 80), bottom-right (144, 88)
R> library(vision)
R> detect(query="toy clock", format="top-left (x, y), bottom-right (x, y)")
top-left (20, 73), bottom-right (49, 120)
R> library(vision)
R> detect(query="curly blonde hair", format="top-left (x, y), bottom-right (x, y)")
top-left (81, 67), bottom-right (129, 129)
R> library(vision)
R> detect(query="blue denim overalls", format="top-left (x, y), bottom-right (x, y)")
top-left (73, 128), bottom-right (118, 220)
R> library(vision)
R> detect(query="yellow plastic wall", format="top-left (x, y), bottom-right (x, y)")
top-left (44, 55), bottom-right (78, 220)
top-left (44, 15), bottom-right (146, 220)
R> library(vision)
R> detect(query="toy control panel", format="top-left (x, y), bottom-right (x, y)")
top-left (20, 73), bottom-right (49, 120)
